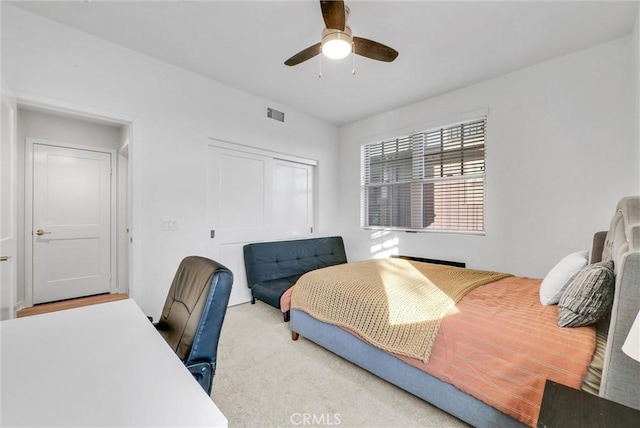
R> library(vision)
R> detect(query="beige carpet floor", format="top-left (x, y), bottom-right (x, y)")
top-left (212, 302), bottom-right (469, 428)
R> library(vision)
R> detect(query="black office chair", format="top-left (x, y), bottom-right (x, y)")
top-left (154, 256), bottom-right (233, 395)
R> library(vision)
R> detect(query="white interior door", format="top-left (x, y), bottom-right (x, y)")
top-left (207, 144), bottom-right (315, 306)
top-left (1, 92), bottom-right (18, 319)
top-left (30, 142), bottom-right (113, 304)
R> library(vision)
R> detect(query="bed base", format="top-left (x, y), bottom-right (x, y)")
top-left (290, 308), bottom-right (525, 428)
top-left (290, 197), bottom-right (640, 425)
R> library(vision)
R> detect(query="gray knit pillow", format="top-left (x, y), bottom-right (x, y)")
top-left (557, 260), bottom-right (615, 327)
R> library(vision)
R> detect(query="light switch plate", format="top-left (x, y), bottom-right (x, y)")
top-left (161, 219), bottom-right (179, 231)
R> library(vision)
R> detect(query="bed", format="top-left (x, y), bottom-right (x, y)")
top-left (283, 196), bottom-right (640, 427)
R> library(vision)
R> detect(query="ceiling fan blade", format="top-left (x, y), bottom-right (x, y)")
top-left (353, 37), bottom-right (399, 62)
top-left (284, 43), bottom-right (322, 66)
top-left (320, 0), bottom-right (345, 30)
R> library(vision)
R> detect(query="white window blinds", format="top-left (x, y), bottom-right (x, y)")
top-left (361, 117), bottom-right (486, 233)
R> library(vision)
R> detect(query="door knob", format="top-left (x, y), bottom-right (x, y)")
top-left (0, 256), bottom-right (10, 262)
top-left (35, 229), bottom-right (52, 236)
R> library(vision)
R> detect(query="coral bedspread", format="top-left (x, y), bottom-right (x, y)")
top-left (282, 270), bottom-right (595, 427)
top-left (290, 258), bottom-right (511, 363)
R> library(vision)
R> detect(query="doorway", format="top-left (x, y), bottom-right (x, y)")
top-left (17, 106), bottom-right (130, 308)
top-left (27, 140), bottom-right (114, 304)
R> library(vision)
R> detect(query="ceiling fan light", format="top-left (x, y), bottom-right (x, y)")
top-left (322, 38), bottom-right (351, 59)
top-left (321, 28), bottom-right (353, 60)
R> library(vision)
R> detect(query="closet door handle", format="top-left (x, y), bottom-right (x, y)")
top-left (0, 256), bottom-right (10, 262)
top-left (36, 229), bottom-right (52, 236)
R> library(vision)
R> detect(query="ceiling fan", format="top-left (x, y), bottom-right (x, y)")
top-left (284, 0), bottom-right (399, 66)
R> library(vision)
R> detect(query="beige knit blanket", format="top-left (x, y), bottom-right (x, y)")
top-left (291, 258), bottom-right (512, 363)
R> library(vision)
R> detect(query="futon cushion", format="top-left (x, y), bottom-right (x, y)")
top-left (539, 250), bottom-right (589, 305)
top-left (243, 237), bottom-right (347, 311)
top-left (252, 276), bottom-right (302, 309)
top-left (557, 260), bottom-right (615, 327)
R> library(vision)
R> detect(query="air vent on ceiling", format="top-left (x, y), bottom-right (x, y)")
top-left (266, 107), bottom-right (285, 123)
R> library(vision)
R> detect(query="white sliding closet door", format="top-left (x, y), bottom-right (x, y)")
top-left (272, 159), bottom-right (314, 237)
top-left (207, 144), bottom-right (314, 306)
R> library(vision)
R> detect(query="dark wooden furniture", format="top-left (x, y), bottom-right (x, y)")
top-left (391, 254), bottom-right (465, 268)
top-left (537, 380), bottom-right (640, 427)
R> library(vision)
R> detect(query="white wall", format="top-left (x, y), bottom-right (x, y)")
top-left (338, 35), bottom-right (639, 278)
top-left (17, 108), bottom-right (122, 151)
top-left (634, 12), bottom-right (640, 175)
top-left (2, 5), bottom-right (341, 318)
top-left (3, 4), bottom-right (638, 316)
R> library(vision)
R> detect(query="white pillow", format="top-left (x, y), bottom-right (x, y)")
top-left (539, 250), bottom-right (589, 305)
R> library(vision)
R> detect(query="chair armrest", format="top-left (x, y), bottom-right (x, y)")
top-left (154, 320), bottom-right (170, 330)
top-left (186, 361), bottom-right (214, 395)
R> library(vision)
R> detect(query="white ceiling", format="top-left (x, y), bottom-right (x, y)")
top-left (9, 0), bottom-right (639, 125)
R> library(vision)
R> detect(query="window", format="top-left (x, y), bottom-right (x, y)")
top-left (361, 116), bottom-right (486, 233)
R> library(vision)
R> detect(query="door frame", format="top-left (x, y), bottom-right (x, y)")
top-left (206, 139), bottom-right (317, 306)
top-left (12, 93), bottom-right (135, 313)
top-left (1, 88), bottom-right (18, 319)
top-left (24, 138), bottom-right (117, 305)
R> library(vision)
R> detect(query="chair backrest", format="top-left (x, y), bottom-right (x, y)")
top-left (157, 256), bottom-right (233, 369)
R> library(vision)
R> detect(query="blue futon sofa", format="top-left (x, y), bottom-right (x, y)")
top-left (243, 236), bottom-right (347, 321)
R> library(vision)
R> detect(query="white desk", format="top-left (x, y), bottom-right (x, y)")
top-left (1, 299), bottom-right (228, 427)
